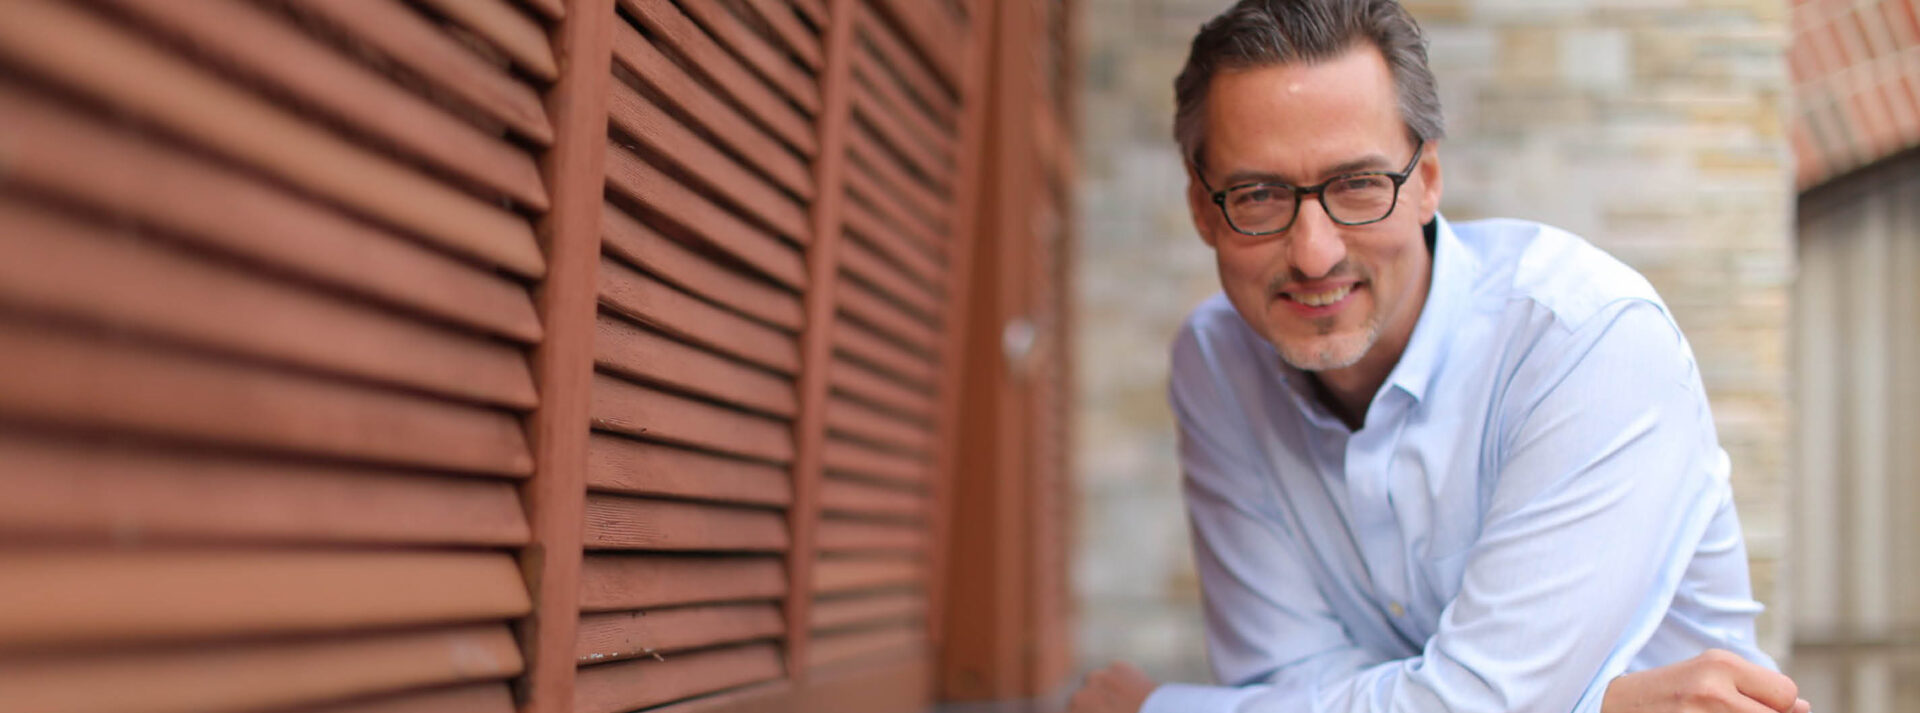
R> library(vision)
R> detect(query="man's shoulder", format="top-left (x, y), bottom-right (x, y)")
top-left (1453, 217), bottom-right (1667, 332)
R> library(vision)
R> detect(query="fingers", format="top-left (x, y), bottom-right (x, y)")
top-left (1699, 649), bottom-right (1798, 713)
top-left (1791, 698), bottom-right (1811, 713)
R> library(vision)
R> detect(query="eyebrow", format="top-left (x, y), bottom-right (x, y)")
top-left (1219, 153), bottom-right (1396, 187)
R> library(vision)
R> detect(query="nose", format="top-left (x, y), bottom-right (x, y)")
top-left (1286, 196), bottom-right (1347, 279)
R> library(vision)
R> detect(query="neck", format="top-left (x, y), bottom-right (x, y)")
top-left (1307, 249), bottom-right (1433, 430)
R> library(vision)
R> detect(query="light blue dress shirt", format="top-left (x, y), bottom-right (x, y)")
top-left (1145, 216), bottom-right (1773, 713)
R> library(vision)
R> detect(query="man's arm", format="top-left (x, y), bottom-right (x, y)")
top-left (1111, 301), bottom-right (1793, 713)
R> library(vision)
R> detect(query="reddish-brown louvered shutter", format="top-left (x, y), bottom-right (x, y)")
top-left (0, 0), bottom-right (565, 710)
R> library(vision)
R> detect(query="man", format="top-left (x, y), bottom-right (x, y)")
top-left (1068, 2), bottom-right (1810, 712)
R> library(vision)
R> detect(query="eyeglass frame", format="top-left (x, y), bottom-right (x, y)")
top-left (1197, 140), bottom-right (1427, 237)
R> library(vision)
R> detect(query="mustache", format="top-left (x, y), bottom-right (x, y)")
top-left (1268, 262), bottom-right (1367, 293)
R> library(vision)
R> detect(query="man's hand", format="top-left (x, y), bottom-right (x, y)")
top-left (1068, 661), bottom-right (1157, 713)
top-left (1602, 649), bottom-right (1811, 713)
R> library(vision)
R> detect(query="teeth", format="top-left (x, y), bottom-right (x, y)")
top-left (1289, 284), bottom-right (1353, 307)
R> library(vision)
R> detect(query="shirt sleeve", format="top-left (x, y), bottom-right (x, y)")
top-left (1148, 300), bottom-right (1732, 713)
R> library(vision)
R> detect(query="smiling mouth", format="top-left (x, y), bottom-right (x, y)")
top-left (1282, 283), bottom-right (1356, 307)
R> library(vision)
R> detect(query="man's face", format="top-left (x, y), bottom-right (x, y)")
top-left (1187, 43), bottom-right (1442, 374)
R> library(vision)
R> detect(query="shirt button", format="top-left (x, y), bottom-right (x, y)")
top-left (1389, 602), bottom-right (1406, 617)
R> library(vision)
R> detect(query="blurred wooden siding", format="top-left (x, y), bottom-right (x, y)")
top-left (0, 0), bottom-right (1073, 712)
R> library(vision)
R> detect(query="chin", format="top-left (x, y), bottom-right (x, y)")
top-left (1273, 327), bottom-right (1375, 372)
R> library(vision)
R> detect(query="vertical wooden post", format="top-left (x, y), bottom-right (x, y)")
top-left (927, 0), bottom-right (999, 669)
top-left (786, 0), bottom-right (861, 682)
top-left (517, 1), bottom-right (615, 712)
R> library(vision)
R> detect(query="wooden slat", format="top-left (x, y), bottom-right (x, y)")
top-left (842, 192), bottom-right (946, 287)
top-left (592, 374), bottom-right (796, 463)
top-left (848, 126), bottom-right (953, 229)
top-left (97, 0), bottom-right (550, 209)
top-left (823, 437), bottom-right (929, 485)
top-left (574, 642), bottom-right (783, 713)
top-left (868, 0), bottom-right (964, 88)
top-left (283, 683), bottom-right (516, 713)
top-left (829, 357), bottom-right (936, 422)
top-left (608, 80), bottom-right (810, 239)
top-left (586, 433), bottom-right (792, 507)
top-left (0, 551), bottom-right (528, 650)
top-left (816, 517), bottom-right (928, 554)
top-left (602, 205), bottom-right (805, 331)
top-left (599, 257), bottom-right (801, 375)
top-left (0, 321), bottom-right (534, 476)
top-left (851, 47), bottom-right (956, 160)
top-left (0, 624), bottom-right (522, 713)
top-left (597, 315), bottom-right (797, 418)
top-left (605, 145), bottom-right (808, 287)
top-left (833, 319), bottom-right (939, 387)
top-left (854, 4), bottom-right (958, 119)
top-left (837, 278), bottom-right (943, 354)
top-left (792, 0), bottom-right (828, 27)
top-left (584, 495), bottom-right (790, 551)
top-left (518, 0), bottom-right (566, 21)
top-left (611, 25), bottom-right (814, 198)
top-left (851, 85), bottom-right (952, 187)
top-left (577, 603), bottom-right (784, 663)
top-left (826, 396), bottom-right (936, 455)
top-left (813, 557), bottom-right (923, 594)
top-left (845, 162), bottom-right (949, 257)
top-left (741, 0), bottom-right (824, 70)
top-left (810, 591), bottom-right (926, 631)
top-left (0, 84), bottom-right (541, 343)
top-left (676, 1), bottom-right (820, 112)
top-left (283, 0), bottom-right (554, 144)
top-left (819, 475), bottom-right (927, 520)
top-left (808, 625), bottom-right (924, 669)
top-left (0, 436), bottom-right (529, 546)
top-left (0, 200), bottom-right (537, 410)
top-left (0, 0), bottom-right (547, 278)
top-left (618, 0), bottom-right (818, 153)
top-left (580, 555), bottom-right (786, 611)
top-left (414, 0), bottom-right (559, 81)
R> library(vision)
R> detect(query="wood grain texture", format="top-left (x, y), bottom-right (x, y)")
top-left (0, 199), bottom-right (537, 410)
top-left (832, 319), bottom-right (938, 387)
top-left (605, 145), bottom-right (808, 287)
top-left (592, 374), bottom-right (796, 463)
top-left (847, 129), bottom-right (954, 239)
top-left (675, 1), bottom-right (819, 112)
top-left (850, 85), bottom-right (952, 188)
top-left (0, 320), bottom-right (534, 476)
top-left (850, 48), bottom-right (956, 162)
top-left (740, 0), bottom-right (823, 70)
top-left (574, 642), bottom-right (783, 713)
top-left (868, 0), bottom-right (964, 88)
top-left (809, 591), bottom-right (926, 631)
top-left (583, 494), bottom-right (789, 551)
top-left (838, 230), bottom-right (943, 318)
top-left (602, 204), bottom-right (805, 332)
top-left (618, 0), bottom-right (817, 152)
top-left (828, 356), bottom-right (936, 422)
top-left (844, 168), bottom-right (950, 266)
top-left (0, 624), bottom-right (522, 713)
top-left (0, 550), bottom-right (529, 650)
top-left (836, 278), bottom-right (942, 354)
top-left (585, 433), bottom-right (792, 507)
top-left (0, 435), bottom-right (529, 546)
top-left (414, 0), bottom-right (558, 80)
top-left (806, 625), bottom-right (925, 669)
top-left (284, 0), bottom-right (554, 144)
top-left (610, 24), bottom-right (814, 198)
top-left (97, 0), bottom-right (551, 209)
top-left (596, 315), bottom-right (798, 418)
top-left (607, 79), bottom-right (810, 240)
top-left (576, 603), bottom-right (784, 663)
top-left (812, 556), bottom-right (922, 594)
top-left (598, 257), bottom-right (801, 375)
top-left (0, 0), bottom-right (547, 277)
top-left (824, 396), bottom-right (936, 456)
top-left (841, 195), bottom-right (945, 288)
top-left (0, 83), bottom-right (541, 344)
top-left (815, 517), bottom-right (927, 555)
top-left (854, 4), bottom-right (957, 120)
top-left (580, 554), bottom-right (786, 611)
top-left (283, 683), bottom-right (516, 713)
top-left (819, 475), bottom-right (927, 521)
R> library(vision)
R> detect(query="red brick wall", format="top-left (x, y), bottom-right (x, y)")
top-left (1789, 0), bottom-right (1920, 188)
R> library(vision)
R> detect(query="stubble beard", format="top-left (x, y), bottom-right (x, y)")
top-left (1274, 316), bottom-right (1380, 372)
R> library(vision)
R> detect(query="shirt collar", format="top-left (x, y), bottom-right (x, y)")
top-left (1382, 213), bottom-right (1479, 403)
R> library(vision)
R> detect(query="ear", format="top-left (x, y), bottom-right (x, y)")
top-left (1414, 140), bottom-right (1443, 224)
top-left (1185, 162), bottom-right (1220, 249)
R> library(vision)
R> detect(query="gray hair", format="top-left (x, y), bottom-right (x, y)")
top-left (1173, 0), bottom-right (1445, 171)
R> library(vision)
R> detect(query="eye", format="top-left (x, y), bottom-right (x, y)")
top-left (1232, 187), bottom-right (1281, 206)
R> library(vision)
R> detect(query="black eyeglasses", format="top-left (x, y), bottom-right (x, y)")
top-left (1200, 141), bottom-right (1425, 237)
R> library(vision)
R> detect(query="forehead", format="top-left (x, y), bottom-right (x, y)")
top-left (1201, 44), bottom-right (1406, 178)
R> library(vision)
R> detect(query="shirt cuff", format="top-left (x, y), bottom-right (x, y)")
top-left (1141, 682), bottom-right (1263, 713)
